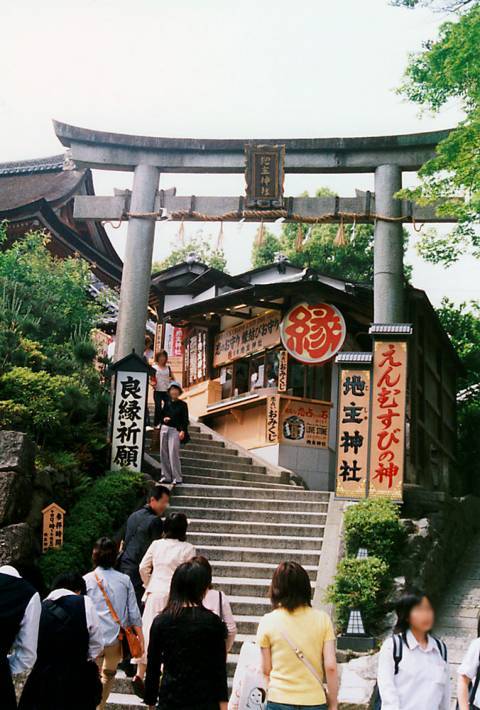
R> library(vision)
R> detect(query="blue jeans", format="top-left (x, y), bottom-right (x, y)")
top-left (266, 703), bottom-right (328, 710)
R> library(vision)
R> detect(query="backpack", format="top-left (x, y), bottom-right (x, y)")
top-left (372, 633), bottom-right (448, 710)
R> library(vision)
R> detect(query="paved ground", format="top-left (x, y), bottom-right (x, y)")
top-left (435, 533), bottom-right (480, 706)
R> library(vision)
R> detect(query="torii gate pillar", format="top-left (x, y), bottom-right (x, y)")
top-left (115, 163), bottom-right (159, 361)
top-left (374, 164), bottom-right (404, 323)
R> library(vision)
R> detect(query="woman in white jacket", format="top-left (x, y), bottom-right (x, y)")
top-left (377, 589), bottom-right (450, 710)
top-left (133, 513), bottom-right (196, 691)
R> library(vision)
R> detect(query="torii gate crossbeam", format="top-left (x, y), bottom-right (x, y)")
top-left (53, 121), bottom-right (455, 360)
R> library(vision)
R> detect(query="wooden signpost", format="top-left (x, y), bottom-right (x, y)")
top-left (42, 503), bottom-right (66, 552)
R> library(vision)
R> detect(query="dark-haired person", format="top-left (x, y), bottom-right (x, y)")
top-left (192, 556), bottom-right (237, 652)
top-left (152, 350), bottom-right (173, 427)
top-left (84, 538), bottom-right (143, 710)
top-left (377, 589), bottom-right (450, 710)
top-left (0, 565), bottom-right (41, 710)
top-left (256, 561), bottom-right (338, 710)
top-left (19, 571), bottom-right (103, 710)
top-left (143, 559), bottom-right (228, 710)
top-left (119, 485), bottom-right (171, 608)
top-left (159, 381), bottom-right (189, 485)
top-left (135, 513), bottom-right (196, 689)
top-left (456, 615), bottom-right (480, 709)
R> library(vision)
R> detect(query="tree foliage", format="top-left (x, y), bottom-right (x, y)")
top-left (252, 189), bottom-right (411, 283)
top-left (153, 231), bottom-right (227, 272)
top-left (0, 225), bottom-right (109, 474)
top-left (398, 4), bottom-right (480, 264)
top-left (391, 0), bottom-right (477, 10)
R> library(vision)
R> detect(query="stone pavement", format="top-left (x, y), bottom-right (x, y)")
top-left (435, 532), bottom-right (480, 705)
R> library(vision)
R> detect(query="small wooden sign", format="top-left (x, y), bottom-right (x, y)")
top-left (277, 350), bottom-right (288, 392)
top-left (245, 144), bottom-right (285, 208)
top-left (279, 396), bottom-right (330, 449)
top-left (213, 312), bottom-right (281, 368)
top-left (266, 395), bottom-right (280, 444)
top-left (42, 503), bottom-right (66, 552)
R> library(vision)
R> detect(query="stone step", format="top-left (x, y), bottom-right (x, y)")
top-left (172, 493), bottom-right (329, 513)
top-left (215, 575), bottom-right (314, 599)
top-left (179, 458), bottom-right (267, 475)
top-left (181, 448), bottom-right (246, 462)
top-left (196, 543), bottom-right (322, 566)
top-left (188, 518), bottom-right (325, 538)
top-left (170, 504), bottom-right (327, 524)
top-left (107, 692), bottom-right (143, 708)
top-left (234, 614), bottom-right (263, 635)
top-left (181, 471), bottom-right (293, 489)
top-left (211, 559), bottom-right (318, 581)
top-left (229, 594), bottom-right (272, 617)
top-left (171, 483), bottom-right (329, 502)
top-left (188, 530), bottom-right (323, 550)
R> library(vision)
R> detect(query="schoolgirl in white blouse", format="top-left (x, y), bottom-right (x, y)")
top-left (377, 589), bottom-right (450, 710)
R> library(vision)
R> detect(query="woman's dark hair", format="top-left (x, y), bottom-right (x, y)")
top-left (92, 537), bottom-right (118, 569)
top-left (51, 571), bottom-right (87, 595)
top-left (269, 561), bottom-right (312, 611)
top-left (191, 556), bottom-right (213, 588)
top-left (164, 560), bottom-right (211, 617)
top-left (155, 349), bottom-right (168, 363)
top-left (164, 512), bottom-right (188, 542)
top-left (394, 588), bottom-right (434, 635)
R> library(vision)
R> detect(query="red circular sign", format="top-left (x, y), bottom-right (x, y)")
top-left (280, 301), bottom-right (347, 364)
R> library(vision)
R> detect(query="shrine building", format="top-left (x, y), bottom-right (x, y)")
top-left (150, 257), bottom-right (461, 494)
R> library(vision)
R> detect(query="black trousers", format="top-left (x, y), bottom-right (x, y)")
top-left (153, 391), bottom-right (169, 427)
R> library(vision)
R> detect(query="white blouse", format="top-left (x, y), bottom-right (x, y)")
top-left (377, 630), bottom-right (450, 710)
top-left (139, 538), bottom-right (196, 597)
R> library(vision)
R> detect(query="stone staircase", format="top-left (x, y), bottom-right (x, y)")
top-left (435, 532), bottom-right (480, 707)
top-left (107, 423), bottom-right (330, 708)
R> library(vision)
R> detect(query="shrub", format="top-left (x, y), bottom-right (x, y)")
top-left (40, 468), bottom-right (146, 586)
top-left (343, 498), bottom-right (406, 565)
top-left (327, 556), bottom-right (390, 632)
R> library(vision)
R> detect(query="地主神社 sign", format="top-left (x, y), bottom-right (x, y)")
top-left (280, 397), bottom-right (330, 448)
top-left (280, 302), bottom-right (347, 365)
top-left (245, 144), bottom-right (285, 208)
top-left (42, 503), bottom-right (66, 552)
top-left (369, 340), bottom-right (408, 500)
top-left (213, 312), bottom-right (280, 368)
top-left (335, 368), bottom-right (371, 499)
top-left (110, 352), bottom-right (151, 472)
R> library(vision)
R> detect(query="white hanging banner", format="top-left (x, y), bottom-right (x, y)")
top-left (111, 369), bottom-right (148, 472)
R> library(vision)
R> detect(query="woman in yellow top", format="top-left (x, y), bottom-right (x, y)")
top-left (256, 561), bottom-right (338, 710)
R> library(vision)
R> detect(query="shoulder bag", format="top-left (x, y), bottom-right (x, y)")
top-left (94, 573), bottom-right (142, 658)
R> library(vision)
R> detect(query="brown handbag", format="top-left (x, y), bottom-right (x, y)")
top-left (94, 573), bottom-right (143, 658)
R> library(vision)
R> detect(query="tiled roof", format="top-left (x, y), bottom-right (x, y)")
top-left (0, 154), bottom-right (66, 176)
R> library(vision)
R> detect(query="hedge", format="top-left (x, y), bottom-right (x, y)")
top-left (343, 497), bottom-right (406, 565)
top-left (40, 468), bottom-right (145, 586)
top-left (327, 556), bottom-right (390, 631)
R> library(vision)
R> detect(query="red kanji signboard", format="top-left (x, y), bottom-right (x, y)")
top-left (280, 302), bottom-right (347, 364)
top-left (369, 340), bottom-right (408, 500)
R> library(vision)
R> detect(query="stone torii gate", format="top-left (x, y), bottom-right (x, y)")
top-left (53, 121), bottom-right (454, 360)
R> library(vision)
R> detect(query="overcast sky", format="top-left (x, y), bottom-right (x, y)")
top-left (1, 0), bottom-right (478, 305)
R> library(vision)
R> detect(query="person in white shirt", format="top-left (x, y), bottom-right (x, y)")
top-left (152, 350), bottom-right (173, 428)
top-left (457, 621), bottom-right (480, 710)
top-left (134, 513), bottom-right (196, 691)
top-left (377, 589), bottom-right (450, 710)
top-left (0, 564), bottom-right (41, 710)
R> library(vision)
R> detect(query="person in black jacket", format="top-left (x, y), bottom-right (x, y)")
top-left (144, 559), bottom-right (228, 710)
top-left (19, 571), bottom-right (103, 710)
top-left (119, 485), bottom-right (171, 609)
top-left (159, 382), bottom-right (190, 486)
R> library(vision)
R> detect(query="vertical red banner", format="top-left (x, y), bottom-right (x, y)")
top-left (369, 340), bottom-right (408, 500)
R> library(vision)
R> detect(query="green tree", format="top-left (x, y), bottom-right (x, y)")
top-left (391, 0), bottom-right (476, 10)
top-left (397, 4), bottom-right (480, 264)
top-left (436, 299), bottom-right (480, 491)
top-left (0, 225), bottom-right (109, 475)
top-left (251, 189), bottom-right (411, 283)
top-left (153, 231), bottom-right (227, 272)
